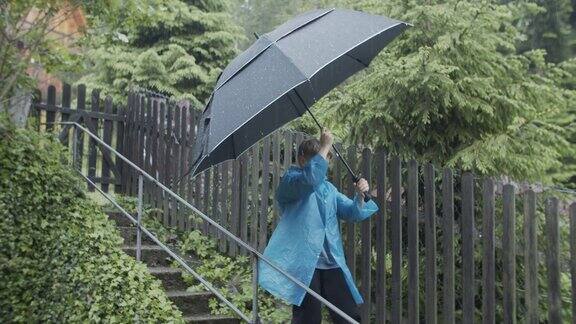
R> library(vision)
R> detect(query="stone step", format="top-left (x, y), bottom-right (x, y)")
top-left (107, 211), bottom-right (136, 227)
top-left (166, 290), bottom-right (215, 316)
top-left (122, 245), bottom-right (172, 267)
top-left (183, 314), bottom-right (241, 324)
top-left (118, 226), bottom-right (156, 245)
top-left (149, 267), bottom-right (189, 291)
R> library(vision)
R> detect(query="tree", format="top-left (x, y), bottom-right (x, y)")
top-left (0, 0), bottom-right (104, 126)
top-left (79, 0), bottom-right (244, 107)
top-left (516, 0), bottom-right (574, 63)
top-left (302, 0), bottom-right (575, 183)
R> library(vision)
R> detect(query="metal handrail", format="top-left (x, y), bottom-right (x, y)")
top-left (57, 121), bottom-right (359, 324)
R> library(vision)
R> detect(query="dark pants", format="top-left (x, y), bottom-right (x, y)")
top-left (291, 267), bottom-right (361, 324)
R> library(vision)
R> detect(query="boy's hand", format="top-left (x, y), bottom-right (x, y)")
top-left (319, 128), bottom-right (333, 160)
top-left (355, 178), bottom-right (369, 198)
top-left (320, 128), bottom-right (334, 148)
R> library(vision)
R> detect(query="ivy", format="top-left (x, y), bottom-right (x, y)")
top-left (0, 116), bottom-right (183, 323)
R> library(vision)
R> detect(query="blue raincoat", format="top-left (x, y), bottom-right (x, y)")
top-left (257, 154), bottom-right (379, 306)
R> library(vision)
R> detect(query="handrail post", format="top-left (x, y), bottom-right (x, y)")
top-left (252, 252), bottom-right (259, 323)
top-left (136, 174), bottom-right (144, 262)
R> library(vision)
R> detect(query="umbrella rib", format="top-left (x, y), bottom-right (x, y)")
top-left (272, 8), bottom-right (334, 43)
top-left (215, 9), bottom-right (336, 93)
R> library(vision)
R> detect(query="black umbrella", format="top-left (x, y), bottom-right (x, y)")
top-left (187, 8), bottom-right (410, 200)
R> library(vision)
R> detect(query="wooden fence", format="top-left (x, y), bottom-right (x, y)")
top-left (34, 85), bottom-right (576, 323)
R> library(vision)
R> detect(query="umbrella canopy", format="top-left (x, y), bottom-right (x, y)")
top-left (189, 8), bottom-right (409, 176)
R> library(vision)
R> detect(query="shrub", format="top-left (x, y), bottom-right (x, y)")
top-left (0, 119), bottom-right (183, 323)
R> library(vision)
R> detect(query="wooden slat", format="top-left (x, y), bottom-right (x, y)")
top-left (61, 84), bottom-right (72, 146)
top-left (157, 101), bottom-right (167, 214)
top-left (250, 145), bottom-right (260, 250)
top-left (75, 85), bottom-right (86, 173)
top-left (442, 168), bottom-right (455, 324)
top-left (172, 104), bottom-right (182, 226)
top-left (424, 163), bottom-right (437, 324)
top-left (101, 96), bottom-right (114, 192)
top-left (195, 169), bottom-right (203, 233)
top-left (219, 161), bottom-right (230, 252)
top-left (230, 161), bottom-right (240, 257)
top-left (482, 178), bottom-right (495, 324)
top-left (283, 131), bottom-right (293, 171)
top-left (570, 203), bottom-right (576, 324)
top-left (132, 96), bottom-right (143, 195)
top-left (407, 159), bottom-right (419, 324)
top-left (144, 97), bottom-right (153, 204)
top-left (203, 169), bottom-right (212, 234)
top-left (258, 137), bottom-right (271, 253)
top-left (120, 94), bottom-right (132, 194)
top-left (272, 132), bottom-right (281, 228)
top-left (87, 89), bottom-right (100, 191)
top-left (163, 102), bottom-right (172, 226)
top-left (462, 172), bottom-right (475, 324)
top-left (345, 145), bottom-right (357, 280)
top-left (150, 100), bottom-right (159, 210)
top-left (390, 155), bottom-right (402, 324)
top-left (375, 149), bottom-right (386, 324)
top-left (211, 164), bottom-right (220, 236)
top-left (360, 148), bottom-right (372, 324)
top-left (524, 190), bottom-right (539, 324)
top-left (114, 103), bottom-right (125, 193)
top-left (546, 197), bottom-right (561, 324)
top-left (179, 103), bottom-right (189, 229)
top-left (185, 109), bottom-right (196, 231)
top-left (121, 94), bottom-right (132, 194)
top-left (240, 154), bottom-right (249, 256)
top-left (46, 85), bottom-right (56, 131)
top-left (502, 184), bottom-right (516, 324)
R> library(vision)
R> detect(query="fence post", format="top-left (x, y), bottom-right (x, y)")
top-left (407, 159), bottom-right (419, 324)
top-left (462, 172), bottom-right (475, 324)
top-left (524, 190), bottom-right (538, 324)
top-left (546, 197), bottom-right (561, 324)
top-left (136, 174), bottom-right (143, 262)
top-left (252, 253), bottom-right (259, 324)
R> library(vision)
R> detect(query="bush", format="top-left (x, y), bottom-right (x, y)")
top-left (0, 119), bottom-right (183, 323)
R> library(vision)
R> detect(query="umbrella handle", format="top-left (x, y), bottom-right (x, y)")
top-left (302, 104), bottom-right (372, 202)
top-left (353, 175), bottom-right (373, 203)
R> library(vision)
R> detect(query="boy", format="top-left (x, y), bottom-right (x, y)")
top-left (258, 129), bottom-right (378, 323)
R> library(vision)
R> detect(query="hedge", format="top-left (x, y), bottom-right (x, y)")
top-left (0, 119), bottom-right (183, 323)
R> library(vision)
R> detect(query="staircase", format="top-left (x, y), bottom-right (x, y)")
top-left (108, 212), bottom-right (241, 324)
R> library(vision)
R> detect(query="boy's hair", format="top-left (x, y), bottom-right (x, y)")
top-left (297, 138), bottom-right (332, 161)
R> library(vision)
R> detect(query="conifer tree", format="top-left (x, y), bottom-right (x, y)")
top-left (517, 0), bottom-right (574, 63)
top-left (80, 0), bottom-right (243, 107)
top-left (306, 0), bottom-right (574, 182)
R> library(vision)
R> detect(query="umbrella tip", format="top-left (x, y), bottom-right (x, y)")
top-left (253, 32), bottom-right (260, 39)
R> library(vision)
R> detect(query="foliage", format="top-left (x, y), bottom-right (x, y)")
top-left (0, 116), bottom-right (183, 323)
top-left (293, 0), bottom-right (575, 185)
top-left (100, 195), bottom-right (293, 322)
top-left (79, 0), bottom-right (244, 106)
top-left (178, 222), bottom-right (292, 323)
top-left (515, 0), bottom-right (575, 63)
top-left (0, 1), bottom-right (107, 121)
